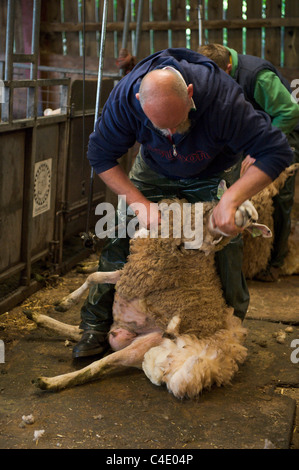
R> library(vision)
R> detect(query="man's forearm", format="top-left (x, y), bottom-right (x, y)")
top-left (98, 165), bottom-right (148, 206)
top-left (224, 164), bottom-right (272, 208)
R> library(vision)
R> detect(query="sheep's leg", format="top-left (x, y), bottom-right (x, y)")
top-left (76, 260), bottom-right (98, 274)
top-left (56, 270), bottom-right (121, 311)
top-left (34, 331), bottom-right (163, 392)
top-left (24, 309), bottom-right (83, 341)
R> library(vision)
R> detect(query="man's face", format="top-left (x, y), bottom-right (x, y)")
top-left (153, 116), bottom-right (191, 136)
top-left (147, 96), bottom-right (192, 137)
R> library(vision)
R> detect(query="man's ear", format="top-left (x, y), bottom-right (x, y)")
top-left (135, 92), bottom-right (140, 101)
top-left (187, 84), bottom-right (193, 99)
top-left (226, 63), bottom-right (232, 75)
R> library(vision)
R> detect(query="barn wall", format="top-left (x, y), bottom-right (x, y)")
top-left (1, 1), bottom-right (298, 78)
top-left (1, 1), bottom-right (298, 113)
top-left (36, 1), bottom-right (299, 69)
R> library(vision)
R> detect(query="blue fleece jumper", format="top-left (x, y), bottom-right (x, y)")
top-left (87, 48), bottom-right (293, 181)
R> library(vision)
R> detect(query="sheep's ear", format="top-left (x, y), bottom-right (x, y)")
top-left (216, 179), bottom-right (228, 199)
top-left (245, 223), bottom-right (272, 238)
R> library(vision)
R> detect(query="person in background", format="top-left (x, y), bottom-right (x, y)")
top-left (198, 43), bottom-right (299, 282)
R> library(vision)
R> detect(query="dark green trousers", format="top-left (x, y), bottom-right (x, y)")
top-left (270, 130), bottom-right (299, 268)
top-left (79, 153), bottom-right (250, 332)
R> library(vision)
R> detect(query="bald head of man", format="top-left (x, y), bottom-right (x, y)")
top-left (135, 68), bottom-right (194, 136)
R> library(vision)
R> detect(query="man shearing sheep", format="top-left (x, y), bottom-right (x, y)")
top-left (73, 48), bottom-right (293, 359)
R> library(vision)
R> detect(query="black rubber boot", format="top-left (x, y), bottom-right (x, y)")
top-left (72, 330), bottom-right (110, 358)
top-left (254, 266), bottom-right (281, 282)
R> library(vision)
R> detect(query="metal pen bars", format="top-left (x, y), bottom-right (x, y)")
top-left (1, 0), bottom-right (68, 124)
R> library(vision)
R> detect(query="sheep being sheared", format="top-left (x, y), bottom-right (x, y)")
top-left (242, 163), bottom-right (299, 279)
top-left (280, 219), bottom-right (299, 275)
top-left (26, 195), bottom-right (268, 399)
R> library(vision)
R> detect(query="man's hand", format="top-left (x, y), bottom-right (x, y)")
top-left (99, 165), bottom-right (161, 229)
top-left (211, 163), bottom-right (271, 236)
top-left (130, 200), bottom-right (161, 229)
top-left (211, 194), bottom-right (241, 236)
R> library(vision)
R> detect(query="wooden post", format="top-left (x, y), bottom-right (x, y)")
top-left (207, 0), bottom-right (223, 45)
top-left (153, 0), bottom-right (168, 50)
top-left (63, 0), bottom-right (80, 56)
top-left (227, 0), bottom-right (243, 53)
top-left (246, 0), bottom-right (262, 57)
top-left (84, 0), bottom-right (98, 58)
top-left (265, 1), bottom-right (282, 67)
top-left (138, 0), bottom-right (150, 59)
top-left (284, 0), bottom-right (299, 68)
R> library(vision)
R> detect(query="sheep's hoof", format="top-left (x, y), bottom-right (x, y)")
top-left (32, 377), bottom-right (56, 391)
top-left (54, 298), bottom-right (74, 312)
top-left (55, 296), bottom-right (78, 312)
top-left (23, 309), bottom-right (38, 322)
top-left (54, 303), bottom-right (68, 312)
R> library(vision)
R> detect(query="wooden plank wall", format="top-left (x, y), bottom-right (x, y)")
top-left (246, 0), bottom-right (262, 57)
top-left (0, 0), bottom-right (298, 114)
top-left (0, 1), bottom-right (298, 93)
top-left (36, 1), bottom-right (299, 73)
top-left (206, 0), bottom-right (298, 72)
top-left (285, 0), bottom-right (299, 68)
top-left (0, 1), bottom-right (298, 74)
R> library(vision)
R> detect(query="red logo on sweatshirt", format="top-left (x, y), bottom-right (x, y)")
top-left (147, 145), bottom-right (211, 163)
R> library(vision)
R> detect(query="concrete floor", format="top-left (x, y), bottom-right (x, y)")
top-left (0, 262), bottom-right (298, 450)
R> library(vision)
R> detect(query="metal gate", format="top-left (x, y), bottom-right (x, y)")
top-left (0, 0), bottom-right (117, 313)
